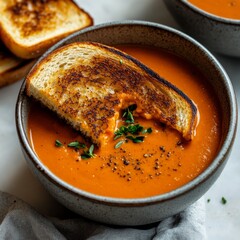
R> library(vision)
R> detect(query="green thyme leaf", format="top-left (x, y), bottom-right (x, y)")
top-left (127, 124), bottom-right (144, 135)
top-left (114, 126), bottom-right (128, 137)
top-left (81, 144), bottom-right (95, 159)
top-left (55, 140), bottom-right (63, 147)
top-left (81, 155), bottom-right (89, 159)
top-left (128, 104), bottom-right (137, 112)
top-left (114, 124), bottom-right (144, 138)
top-left (125, 111), bottom-right (134, 124)
top-left (113, 104), bottom-right (153, 148)
top-left (141, 129), bottom-right (147, 134)
top-left (122, 104), bottom-right (137, 123)
top-left (114, 134), bottom-right (123, 140)
top-left (221, 197), bottom-right (227, 205)
top-left (119, 59), bottom-right (123, 64)
top-left (115, 140), bottom-right (125, 149)
top-left (89, 144), bottom-right (94, 155)
top-left (126, 135), bottom-right (145, 143)
top-left (68, 141), bottom-right (86, 149)
top-left (142, 127), bottom-right (152, 134)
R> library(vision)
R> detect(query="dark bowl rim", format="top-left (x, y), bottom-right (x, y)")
top-left (16, 20), bottom-right (237, 206)
top-left (177, 0), bottom-right (240, 25)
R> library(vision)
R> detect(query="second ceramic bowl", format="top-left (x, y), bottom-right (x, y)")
top-left (164, 0), bottom-right (240, 57)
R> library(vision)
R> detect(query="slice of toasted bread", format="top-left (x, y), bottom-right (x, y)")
top-left (0, 0), bottom-right (93, 59)
top-left (0, 41), bottom-right (35, 88)
top-left (26, 42), bottom-right (198, 145)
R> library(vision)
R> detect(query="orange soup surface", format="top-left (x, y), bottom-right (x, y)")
top-left (28, 45), bottom-right (222, 198)
top-left (189, 0), bottom-right (240, 19)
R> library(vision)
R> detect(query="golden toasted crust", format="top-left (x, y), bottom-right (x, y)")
top-left (26, 42), bottom-right (198, 145)
top-left (0, 0), bottom-right (93, 59)
top-left (0, 41), bottom-right (35, 87)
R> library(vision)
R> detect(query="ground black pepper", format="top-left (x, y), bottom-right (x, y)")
top-left (90, 135), bottom-right (182, 183)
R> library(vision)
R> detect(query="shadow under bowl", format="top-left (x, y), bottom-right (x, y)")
top-left (16, 21), bottom-right (237, 226)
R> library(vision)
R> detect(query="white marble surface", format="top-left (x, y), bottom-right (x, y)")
top-left (0, 0), bottom-right (239, 239)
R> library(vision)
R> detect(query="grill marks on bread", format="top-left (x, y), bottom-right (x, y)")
top-left (0, 0), bottom-right (93, 59)
top-left (56, 67), bottom-right (121, 142)
top-left (26, 42), bottom-right (198, 145)
top-left (7, 0), bottom-right (57, 37)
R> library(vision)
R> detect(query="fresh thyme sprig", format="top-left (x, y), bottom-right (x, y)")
top-left (122, 104), bottom-right (137, 124)
top-left (81, 144), bottom-right (95, 159)
top-left (55, 139), bottom-right (95, 159)
top-left (114, 140), bottom-right (125, 149)
top-left (126, 135), bottom-right (145, 143)
top-left (55, 140), bottom-right (63, 147)
top-left (68, 141), bottom-right (86, 150)
top-left (114, 124), bottom-right (145, 139)
top-left (114, 104), bottom-right (153, 148)
top-left (142, 128), bottom-right (152, 134)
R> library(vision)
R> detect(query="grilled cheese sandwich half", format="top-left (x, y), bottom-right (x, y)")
top-left (0, 0), bottom-right (93, 59)
top-left (26, 42), bottom-right (198, 146)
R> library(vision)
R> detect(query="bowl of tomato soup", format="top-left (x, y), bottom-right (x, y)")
top-left (164, 0), bottom-right (240, 57)
top-left (16, 21), bottom-right (237, 226)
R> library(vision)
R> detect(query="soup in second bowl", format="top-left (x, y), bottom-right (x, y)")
top-left (188, 0), bottom-right (240, 20)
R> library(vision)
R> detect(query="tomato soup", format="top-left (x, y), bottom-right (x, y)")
top-left (188, 0), bottom-right (240, 20)
top-left (28, 45), bottom-right (222, 198)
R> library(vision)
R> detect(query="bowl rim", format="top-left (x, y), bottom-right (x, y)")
top-left (16, 20), bottom-right (237, 206)
top-left (178, 0), bottom-right (240, 25)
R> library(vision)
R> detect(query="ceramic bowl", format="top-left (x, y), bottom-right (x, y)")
top-left (164, 0), bottom-right (240, 57)
top-left (16, 21), bottom-right (237, 226)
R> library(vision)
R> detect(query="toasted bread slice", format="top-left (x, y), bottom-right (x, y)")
top-left (26, 42), bottom-right (198, 145)
top-left (0, 0), bottom-right (93, 59)
top-left (0, 41), bottom-right (35, 88)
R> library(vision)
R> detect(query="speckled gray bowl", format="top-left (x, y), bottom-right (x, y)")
top-left (16, 21), bottom-right (237, 226)
top-left (164, 0), bottom-right (240, 57)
